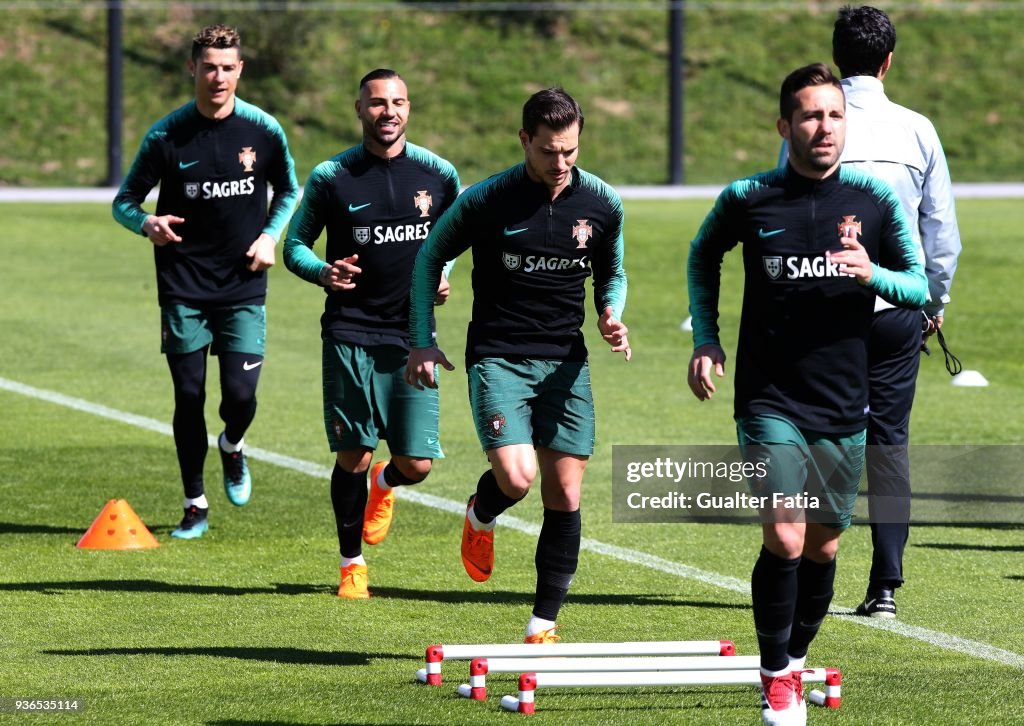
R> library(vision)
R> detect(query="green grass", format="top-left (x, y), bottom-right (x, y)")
top-left (2, 3), bottom-right (1024, 186)
top-left (1, 200), bottom-right (1023, 724)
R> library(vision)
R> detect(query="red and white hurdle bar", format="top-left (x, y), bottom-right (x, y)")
top-left (417, 640), bottom-right (735, 686)
top-left (457, 655), bottom-right (760, 700)
top-left (500, 668), bottom-right (842, 715)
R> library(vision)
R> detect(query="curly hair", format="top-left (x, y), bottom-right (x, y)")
top-left (191, 24), bottom-right (241, 63)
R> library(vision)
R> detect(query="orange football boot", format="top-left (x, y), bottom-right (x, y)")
top-left (362, 461), bottom-right (395, 545)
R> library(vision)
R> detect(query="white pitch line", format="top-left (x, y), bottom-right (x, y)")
top-left (2, 375), bottom-right (1022, 671)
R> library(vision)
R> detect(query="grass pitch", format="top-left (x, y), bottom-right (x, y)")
top-left (1, 200), bottom-right (1022, 724)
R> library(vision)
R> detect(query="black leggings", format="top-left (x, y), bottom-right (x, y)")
top-left (166, 349), bottom-right (262, 498)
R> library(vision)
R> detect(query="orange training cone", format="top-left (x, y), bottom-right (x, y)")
top-left (77, 499), bottom-right (160, 550)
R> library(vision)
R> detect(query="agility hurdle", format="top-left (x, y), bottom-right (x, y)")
top-left (417, 640), bottom-right (734, 685)
top-left (456, 655), bottom-right (761, 700)
top-left (499, 668), bottom-right (843, 715)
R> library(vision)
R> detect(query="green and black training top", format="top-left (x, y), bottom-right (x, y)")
top-left (410, 164), bottom-right (627, 365)
top-left (688, 164), bottom-right (927, 433)
top-left (113, 98), bottom-right (299, 307)
top-left (283, 142), bottom-right (460, 349)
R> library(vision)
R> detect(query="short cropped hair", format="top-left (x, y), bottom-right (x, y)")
top-left (359, 68), bottom-right (403, 92)
top-left (832, 5), bottom-right (896, 78)
top-left (779, 63), bottom-right (844, 122)
top-left (521, 88), bottom-right (584, 139)
top-left (191, 24), bottom-right (241, 63)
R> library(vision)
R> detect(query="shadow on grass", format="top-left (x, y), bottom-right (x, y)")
top-left (0, 522), bottom-right (83, 535)
top-left (0, 580), bottom-right (746, 609)
top-left (914, 543), bottom-right (1024, 553)
top-left (0, 580), bottom-right (330, 596)
top-left (522, 686), bottom-right (751, 714)
top-left (41, 646), bottom-right (416, 666)
top-left (858, 520), bottom-right (1024, 530)
top-left (369, 586), bottom-right (748, 610)
top-left (208, 722), bottom-right (319, 726)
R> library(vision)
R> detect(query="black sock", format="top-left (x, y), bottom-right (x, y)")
top-left (472, 470), bottom-right (522, 524)
top-left (532, 508), bottom-right (582, 621)
top-left (330, 463), bottom-right (367, 559)
top-left (751, 546), bottom-right (802, 672)
top-left (788, 556), bottom-right (837, 661)
top-left (382, 461), bottom-right (423, 487)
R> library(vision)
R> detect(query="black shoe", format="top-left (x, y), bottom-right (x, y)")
top-left (171, 505), bottom-right (209, 539)
top-left (856, 586), bottom-right (896, 619)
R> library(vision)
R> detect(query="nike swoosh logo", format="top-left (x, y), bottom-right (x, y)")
top-left (348, 202), bottom-right (372, 212)
top-left (503, 227), bottom-right (528, 236)
top-left (758, 227), bottom-right (785, 238)
top-left (178, 160), bottom-right (200, 169)
top-left (242, 361), bottom-right (263, 371)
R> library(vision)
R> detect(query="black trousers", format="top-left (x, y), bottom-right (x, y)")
top-left (865, 307), bottom-right (921, 588)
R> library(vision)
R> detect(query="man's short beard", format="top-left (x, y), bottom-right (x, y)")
top-left (368, 123), bottom-right (399, 149)
top-left (373, 131), bottom-right (399, 148)
top-left (804, 149), bottom-right (837, 171)
top-left (363, 119), bottom-right (402, 149)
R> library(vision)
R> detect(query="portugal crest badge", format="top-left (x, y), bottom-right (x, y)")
top-left (572, 219), bottom-right (593, 248)
top-left (238, 147), bottom-right (257, 173)
top-left (837, 215), bottom-right (861, 241)
top-left (488, 413), bottom-right (506, 437)
top-left (414, 190), bottom-right (433, 218)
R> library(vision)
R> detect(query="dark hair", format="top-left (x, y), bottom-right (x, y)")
top-left (832, 5), bottom-right (896, 78)
top-left (521, 87), bottom-right (584, 139)
top-left (359, 68), bottom-right (403, 91)
top-left (779, 63), bottom-right (844, 121)
top-left (191, 25), bottom-right (241, 63)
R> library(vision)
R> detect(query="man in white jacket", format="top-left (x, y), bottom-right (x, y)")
top-left (833, 5), bottom-right (962, 618)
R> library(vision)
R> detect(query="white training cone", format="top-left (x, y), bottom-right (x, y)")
top-left (680, 316), bottom-right (693, 332)
top-left (951, 370), bottom-right (988, 387)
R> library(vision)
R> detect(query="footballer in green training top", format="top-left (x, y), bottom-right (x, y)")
top-left (284, 69), bottom-right (460, 599)
top-left (112, 25), bottom-right (299, 540)
top-left (406, 88), bottom-right (630, 644)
